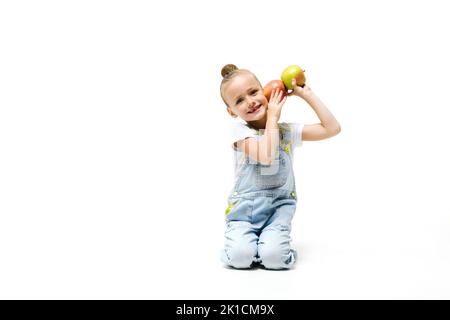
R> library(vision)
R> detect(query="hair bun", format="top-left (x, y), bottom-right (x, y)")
top-left (221, 64), bottom-right (238, 78)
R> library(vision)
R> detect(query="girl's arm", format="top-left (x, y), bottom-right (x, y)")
top-left (290, 80), bottom-right (341, 141)
top-left (236, 116), bottom-right (279, 165)
top-left (235, 89), bottom-right (286, 165)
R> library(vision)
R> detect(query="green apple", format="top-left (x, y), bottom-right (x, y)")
top-left (281, 65), bottom-right (306, 90)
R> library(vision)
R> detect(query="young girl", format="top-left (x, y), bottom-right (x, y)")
top-left (220, 64), bottom-right (341, 270)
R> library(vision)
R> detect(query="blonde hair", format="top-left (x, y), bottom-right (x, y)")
top-left (220, 64), bottom-right (261, 107)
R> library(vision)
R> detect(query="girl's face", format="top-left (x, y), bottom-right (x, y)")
top-left (223, 73), bottom-right (268, 122)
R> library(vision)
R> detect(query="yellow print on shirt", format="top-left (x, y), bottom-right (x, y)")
top-left (251, 124), bottom-right (292, 154)
top-left (279, 124), bottom-right (292, 154)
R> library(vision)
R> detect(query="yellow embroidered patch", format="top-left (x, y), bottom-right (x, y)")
top-left (225, 201), bottom-right (237, 215)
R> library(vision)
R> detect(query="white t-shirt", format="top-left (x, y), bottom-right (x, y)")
top-left (229, 119), bottom-right (304, 179)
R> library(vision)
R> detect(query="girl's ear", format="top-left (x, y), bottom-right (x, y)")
top-left (227, 107), bottom-right (238, 118)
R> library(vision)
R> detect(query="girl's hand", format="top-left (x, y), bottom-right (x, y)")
top-left (288, 79), bottom-right (313, 100)
top-left (267, 88), bottom-right (287, 121)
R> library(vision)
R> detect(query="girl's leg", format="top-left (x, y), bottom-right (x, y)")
top-left (258, 201), bottom-right (297, 270)
top-left (221, 221), bottom-right (258, 269)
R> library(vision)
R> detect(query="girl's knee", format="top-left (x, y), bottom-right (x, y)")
top-left (258, 244), bottom-right (296, 270)
top-left (222, 244), bottom-right (257, 269)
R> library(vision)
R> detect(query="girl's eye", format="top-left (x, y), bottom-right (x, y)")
top-left (236, 90), bottom-right (258, 104)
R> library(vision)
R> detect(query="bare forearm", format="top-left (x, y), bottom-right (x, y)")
top-left (304, 93), bottom-right (340, 131)
top-left (259, 116), bottom-right (279, 163)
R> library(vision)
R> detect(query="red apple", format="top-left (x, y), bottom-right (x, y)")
top-left (263, 80), bottom-right (287, 101)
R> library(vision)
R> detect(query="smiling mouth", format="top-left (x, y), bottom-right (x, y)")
top-left (248, 105), bottom-right (261, 114)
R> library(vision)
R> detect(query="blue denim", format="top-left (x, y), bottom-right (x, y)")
top-left (222, 126), bottom-right (298, 270)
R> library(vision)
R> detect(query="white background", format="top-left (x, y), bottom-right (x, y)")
top-left (1, 0), bottom-right (449, 299)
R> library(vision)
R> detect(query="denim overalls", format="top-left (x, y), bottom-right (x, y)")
top-left (221, 124), bottom-right (298, 269)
